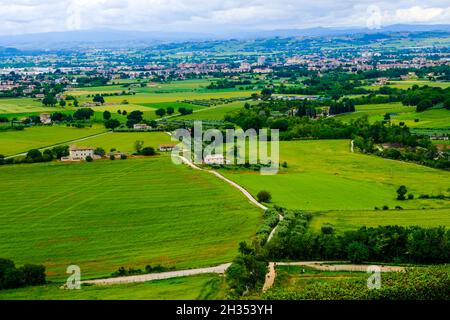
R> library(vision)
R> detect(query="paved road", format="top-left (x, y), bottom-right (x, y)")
top-left (83, 263), bottom-right (232, 286)
top-left (5, 130), bottom-right (113, 159)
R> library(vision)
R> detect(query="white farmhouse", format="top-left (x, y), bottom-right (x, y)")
top-left (61, 146), bottom-right (95, 161)
top-left (133, 123), bottom-right (151, 131)
top-left (159, 144), bottom-right (177, 152)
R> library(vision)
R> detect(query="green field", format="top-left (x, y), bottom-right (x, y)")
top-left (0, 98), bottom-right (54, 114)
top-left (0, 274), bottom-right (224, 300)
top-left (68, 81), bottom-right (256, 106)
top-left (0, 156), bottom-right (262, 280)
top-left (272, 265), bottom-right (365, 290)
top-left (336, 103), bottom-right (450, 129)
top-left (363, 80), bottom-right (450, 91)
top-left (80, 131), bottom-right (173, 153)
top-left (177, 101), bottom-right (247, 120)
top-left (220, 140), bottom-right (450, 229)
top-left (310, 208), bottom-right (450, 233)
top-left (0, 125), bottom-right (108, 156)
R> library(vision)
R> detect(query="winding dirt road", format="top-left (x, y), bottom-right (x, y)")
top-left (82, 263), bottom-right (231, 286)
top-left (261, 261), bottom-right (406, 292)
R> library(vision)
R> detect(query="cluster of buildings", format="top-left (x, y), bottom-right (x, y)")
top-left (282, 51), bottom-right (450, 72)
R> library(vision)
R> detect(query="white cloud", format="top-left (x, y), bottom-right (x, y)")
top-left (0, 0), bottom-right (449, 36)
top-left (394, 6), bottom-right (445, 23)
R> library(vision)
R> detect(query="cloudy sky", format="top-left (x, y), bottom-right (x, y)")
top-left (0, 0), bottom-right (449, 36)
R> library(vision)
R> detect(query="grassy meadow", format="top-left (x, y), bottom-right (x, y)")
top-left (220, 140), bottom-right (450, 230)
top-left (0, 125), bottom-right (108, 156)
top-left (0, 156), bottom-right (262, 280)
top-left (0, 98), bottom-right (52, 114)
top-left (80, 131), bottom-right (173, 153)
top-left (177, 101), bottom-right (247, 121)
top-left (0, 274), bottom-right (224, 300)
top-left (310, 208), bottom-right (450, 233)
top-left (363, 80), bottom-right (450, 91)
top-left (336, 102), bottom-right (450, 129)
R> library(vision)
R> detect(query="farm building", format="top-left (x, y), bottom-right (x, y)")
top-left (39, 113), bottom-right (52, 124)
top-left (133, 123), bottom-right (151, 131)
top-left (159, 144), bottom-right (177, 152)
top-left (61, 146), bottom-right (97, 161)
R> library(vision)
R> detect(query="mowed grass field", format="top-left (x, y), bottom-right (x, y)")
top-left (177, 101), bottom-right (247, 121)
top-left (336, 102), bottom-right (450, 129)
top-left (80, 131), bottom-right (173, 153)
top-left (220, 140), bottom-right (450, 229)
top-left (68, 79), bottom-right (256, 106)
top-left (363, 80), bottom-right (450, 91)
top-left (310, 208), bottom-right (450, 233)
top-left (0, 156), bottom-right (262, 280)
top-left (0, 274), bottom-right (224, 300)
top-left (0, 125), bottom-right (108, 156)
top-left (0, 98), bottom-right (53, 114)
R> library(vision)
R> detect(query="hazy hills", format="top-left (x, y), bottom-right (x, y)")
top-left (0, 24), bottom-right (449, 50)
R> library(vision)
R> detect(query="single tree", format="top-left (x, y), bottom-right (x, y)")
top-left (103, 110), bottom-right (112, 120)
top-left (141, 147), bottom-right (156, 156)
top-left (94, 147), bottom-right (106, 157)
top-left (397, 185), bottom-right (408, 200)
top-left (93, 94), bottom-right (105, 104)
top-left (166, 107), bottom-right (175, 115)
top-left (134, 140), bottom-right (144, 154)
top-left (257, 190), bottom-right (272, 203)
top-left (155, 108), bottom-right (166, 118)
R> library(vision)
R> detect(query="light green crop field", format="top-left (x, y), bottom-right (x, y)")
top-left (177, 101), bottom-right (247, 120)
top-left (0, 125), bottom-right (108, 156)
top-left (390, 108), bottom-right (450, 129)
top-left (69, 89), bottom-right (255, 105)
top-left (311, 208), bottom-right (450, 233)
top-left (134, 79), bottom-right (212, 93)
top-left (0, 274), bottom-right (224, 300)
top-left (80, 132), bottom-right (173, 153)
top-left (363, 80), bottom-right (450, 91)
top-left (0, 98), bottom-right (55, 114)
top-left (220, 140), bottom-right (450, 227)
top-left (0, 274), bottom-right (223, 300)
top-left (88, 104), bottom-right (155, 113)
top-left (336, 103), bottom-right (450, 129)
top-left (0, 156), bottom-right (262, 280)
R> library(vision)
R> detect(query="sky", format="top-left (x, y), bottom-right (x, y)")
top-left (0, 0), bottom-right (449, 36)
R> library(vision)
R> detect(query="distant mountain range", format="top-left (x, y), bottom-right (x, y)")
top-left (1, 24), bottom-right (450, 50)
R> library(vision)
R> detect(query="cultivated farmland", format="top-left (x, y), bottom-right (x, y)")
top-left (0, 125), bottom-right (108, 156)
top-left (0, 274), bottom-right (224, 300)
top-left (0, 156), bottom-right (262, 280)
top-left (220, 140), bottom-right (450, 230)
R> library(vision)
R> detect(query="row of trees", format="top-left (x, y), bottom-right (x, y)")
top-left (265, 210), bottom-right (450, 264)
top-left (0, 258), bottom-right (46, 290)
top-left (400, 85), bottom-right (450, 112)
top-left (0, 146), bottom-right (69, 166)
